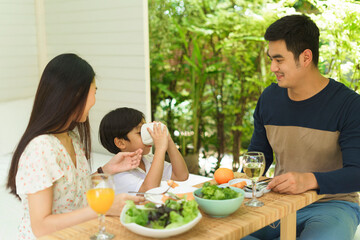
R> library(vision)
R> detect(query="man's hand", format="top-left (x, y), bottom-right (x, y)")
top-left (102, 149), bottom-right (142, 175)
top-left (267, 172), bottom-right (319, 194)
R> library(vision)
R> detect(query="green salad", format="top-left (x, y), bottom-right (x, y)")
top-left (124, 199), bottom-right (199, 229)
top-left (199, 182), bottom-right (240, 200)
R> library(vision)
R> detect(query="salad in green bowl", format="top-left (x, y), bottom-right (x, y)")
top-left (193, 183), bottom-right (245, 218)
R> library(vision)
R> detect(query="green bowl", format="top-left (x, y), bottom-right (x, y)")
top-left (193, 187), bottom-right (245, 218)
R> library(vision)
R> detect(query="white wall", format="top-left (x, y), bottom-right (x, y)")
top-left (0, 0), bottom-right (39, 102)
top-left (43, 0), bottom-right (151, 154)
top-left (0, 0), bottom-right (151, 155)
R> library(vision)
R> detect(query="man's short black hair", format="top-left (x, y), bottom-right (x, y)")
top-left (99, 107), bottom-right (145, 154)
top-left (264, 14), bottom-right (320, 67)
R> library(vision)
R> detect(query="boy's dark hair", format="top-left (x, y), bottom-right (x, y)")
top-left (99, 107), bottom-right (145, 154)
top-left (264, 14), bottom-right (320, 67)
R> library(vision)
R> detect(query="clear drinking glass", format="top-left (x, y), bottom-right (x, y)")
top-left (86, 173), bottom-right (115, 240)
top-left (242, 152), bottom-right (266, 207)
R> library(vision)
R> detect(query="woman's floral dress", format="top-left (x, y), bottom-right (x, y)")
top-left (16, 131), bottom-right (91, 239)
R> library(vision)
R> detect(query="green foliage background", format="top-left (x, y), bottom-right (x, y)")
top-left (148, 0), bottom-right (360, 170)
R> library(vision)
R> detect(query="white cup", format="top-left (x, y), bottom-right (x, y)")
top-left (141, 122), bottom-right (168, 145)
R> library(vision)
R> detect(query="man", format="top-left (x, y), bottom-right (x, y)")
top-left (244, 14), bottom-right (360, 240)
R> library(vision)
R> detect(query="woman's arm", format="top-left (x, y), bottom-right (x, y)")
top-left (167, 137), bottom-right (189, 181)
top-left (28, 186), bottom-right (144, 237)
top-left (28, 187), bottom-right (96, 237)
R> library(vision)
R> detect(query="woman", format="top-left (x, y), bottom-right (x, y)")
top-left (6, 53), bottom-right (144, 239)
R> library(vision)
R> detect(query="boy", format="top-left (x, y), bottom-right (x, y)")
top-left (99, 107), bottom-right (189, 194)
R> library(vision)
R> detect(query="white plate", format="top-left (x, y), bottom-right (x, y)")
top-left (222, 178), bottom-right (270, 198)
top-left (145, 184), bottom-right (198, 204)
top-left (120, 205), bottom-right (202, 238)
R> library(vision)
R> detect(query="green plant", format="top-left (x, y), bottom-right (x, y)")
top-left (149, 0), bottom-right (360, 174)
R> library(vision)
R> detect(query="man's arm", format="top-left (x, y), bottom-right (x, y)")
top-left (314, 151), bottom-right (360, 194)
top-left (248, 97), bottom-right (274, 174)
top-left (312, 96), bottom-right (360, 195)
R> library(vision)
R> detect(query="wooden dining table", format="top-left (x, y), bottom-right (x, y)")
top-left (40, 173), bottom-right (323, 240)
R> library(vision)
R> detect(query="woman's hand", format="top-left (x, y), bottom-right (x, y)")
top-left (106, 193), bottom-right (145, 216)
top-left (102, 149), bottom-right (143, 175)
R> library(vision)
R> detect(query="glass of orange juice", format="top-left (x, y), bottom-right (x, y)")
top-left (86, 173), bottom-right (115, 240)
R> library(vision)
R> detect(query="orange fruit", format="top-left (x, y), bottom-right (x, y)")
top-left (214, 168), bottom-right (234, 184)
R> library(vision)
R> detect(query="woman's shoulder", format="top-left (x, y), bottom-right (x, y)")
top-left (32, 133), bottom-right (54, 141)
top-left (26, 134), bottom-right (56, 148)
top-left (20, 134), bottom-right (60, 161)
top-left (16, 134), bottom-right (65, 195)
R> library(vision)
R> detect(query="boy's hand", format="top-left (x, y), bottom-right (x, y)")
top-left (148, 122), bottom-right (168, 152)
top-left (102, 149), bottom-right (142, 175)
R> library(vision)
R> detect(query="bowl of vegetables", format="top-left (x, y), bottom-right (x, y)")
top-left (120, 199), bottom-right (202, 238)
top-left (193, 182), bottom-right (245, 218)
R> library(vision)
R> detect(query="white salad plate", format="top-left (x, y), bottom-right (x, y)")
top-left (221, 178), bottom-right (271, 198)
top-left (145, 184), bottom-right (198, 204)
top-left (120, 205), bottom-right (202, 238)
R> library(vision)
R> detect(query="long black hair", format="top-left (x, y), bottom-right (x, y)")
top-left (7, 53), bottom-right (95, 198)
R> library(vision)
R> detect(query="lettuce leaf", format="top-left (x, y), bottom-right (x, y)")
top-left (124, 200), bottom-right (148, 226)
top-left (182, 199), bottom-right (199, 223)
top-left (165, 211), bottom-right (185, 229)
top-left (201, 182), bottom-right (239, 200)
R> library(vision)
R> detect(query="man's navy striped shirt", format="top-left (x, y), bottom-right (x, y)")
top-left (249, 78), bottom-right (360, 203)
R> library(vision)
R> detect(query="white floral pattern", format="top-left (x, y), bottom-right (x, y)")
top-left (15, 131), bottom-right (91, 239)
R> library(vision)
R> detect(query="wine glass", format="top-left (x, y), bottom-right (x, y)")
top-left (86, 173), bottom-right (115, 240)
top-left (242, 152), bottom-right (266, 207)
